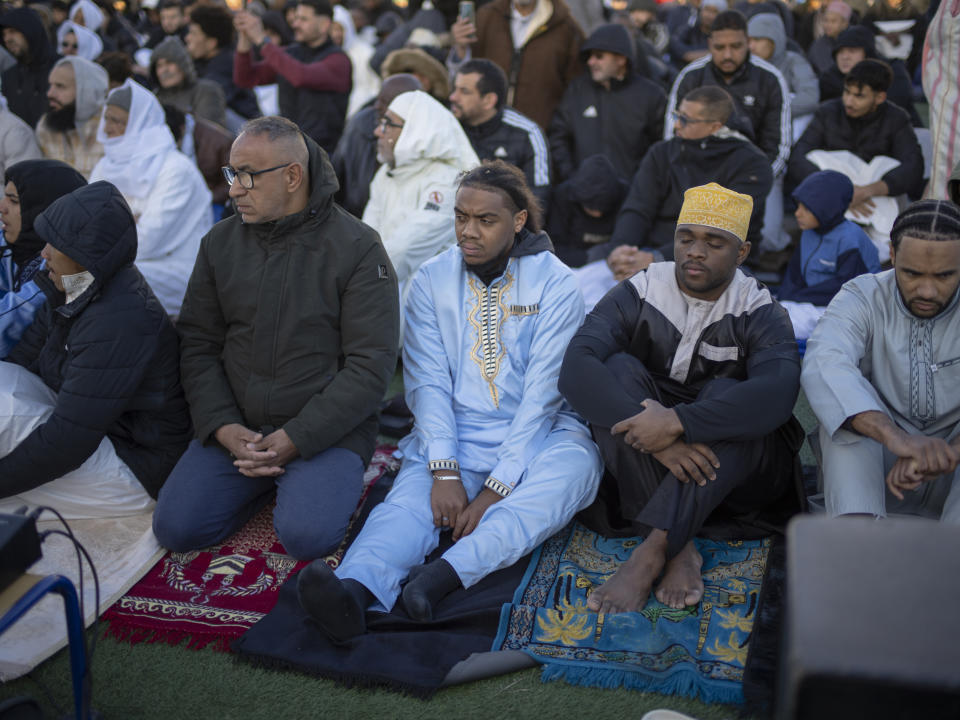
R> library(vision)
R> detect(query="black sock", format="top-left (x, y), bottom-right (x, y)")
top-left (401, 558), bottom-right (462, 622)
top-left (296, 560), bottom-right (369, 643)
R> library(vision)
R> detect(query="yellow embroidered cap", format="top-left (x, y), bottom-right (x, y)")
top-left (676, 182), bottom-right (753, 243)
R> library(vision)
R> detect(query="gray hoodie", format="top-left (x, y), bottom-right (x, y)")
top-left (150, 36), bottom-right (227, 128)
top-left (56, 56), bottom-right (108, 124)
top-left (748, 13), bottom-right (820, 117)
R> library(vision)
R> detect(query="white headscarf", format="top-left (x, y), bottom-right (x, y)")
top-left (69, 0), bottom-right (105, 32)
top-left (56, 21), bottom-right (104, 62)
top-left (332, 4), bottom-right (357, 51)
top-left (93, 79), bottom-right (176, 199)
top-left (388, 90), bottom-right (479, 171)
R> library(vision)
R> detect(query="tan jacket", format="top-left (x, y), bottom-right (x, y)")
top-left (36, 110), bottom-right (103, 179)
top-left (473, 0), bottom-right (584, 130)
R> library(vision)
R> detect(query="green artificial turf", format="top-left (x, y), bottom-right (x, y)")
top-left (1, 634), bottom-right (750, 720)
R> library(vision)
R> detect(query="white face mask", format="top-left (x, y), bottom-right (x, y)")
top-left (61, 269), bottom-right (95, 304)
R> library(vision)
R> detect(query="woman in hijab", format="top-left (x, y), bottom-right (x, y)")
top-left (0, 159), bottom-right (87, 357)
top-left (89, 79), bottom-right (212, 319)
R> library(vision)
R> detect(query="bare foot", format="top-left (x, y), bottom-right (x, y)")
top-left (654, 540), bottom-right (704, 609)
top-left (587, 531), bottom-right (668, 614)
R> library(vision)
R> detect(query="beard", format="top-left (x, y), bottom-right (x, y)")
top-left (45, 102), bottom-right (77, 132)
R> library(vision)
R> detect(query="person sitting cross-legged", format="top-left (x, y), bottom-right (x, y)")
top-left (296, 161), bottom-right (603, 639)
top-left (559, 182), bottom-right (803, 612)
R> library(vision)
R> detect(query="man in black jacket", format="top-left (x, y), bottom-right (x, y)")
top-left (451, 59), bottom-right (551, 213)
top-left (0, 7), bottom-right (58, 127)
top-left (603, 86), bottom-right (771, 279)
top-left (0, 181), bottom-right (193, 517)
top-left (549, 23), bottom-right (665, 185)
top-left (152, 116), bottom-right (399, 561)
top-left (185, 4), bottom-right (260, 130)
top-left (233, 0), bottom-right (351, 152)
top-left (788, 59), bottom-right (923, 214)
top-left (666, 10), bottom-right (790, 179)
top-left (559, 182), bottom-right (802, 614)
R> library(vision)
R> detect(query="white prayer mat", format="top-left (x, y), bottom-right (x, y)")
top-left (0, 512), bottom-right (163, 680)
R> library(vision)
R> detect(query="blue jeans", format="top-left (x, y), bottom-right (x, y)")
top-left (152, 439), bottom-right (364, 560)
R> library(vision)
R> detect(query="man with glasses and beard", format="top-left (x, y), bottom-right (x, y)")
top-left (152, 116), bottom-right (400, 562)
top-left (35, 57), bottom-right (109, 179)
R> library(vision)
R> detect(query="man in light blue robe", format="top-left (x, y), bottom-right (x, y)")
top-left (297, 161), bottom-right (602, 641)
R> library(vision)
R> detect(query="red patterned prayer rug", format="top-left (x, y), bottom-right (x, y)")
top-left (102, 445), bottom-right (399, 650)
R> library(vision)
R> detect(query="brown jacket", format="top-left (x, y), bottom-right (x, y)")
top-left (191, 116), bottom-right (234, 204)
top-left (473, 0), bottom-right (584, 131)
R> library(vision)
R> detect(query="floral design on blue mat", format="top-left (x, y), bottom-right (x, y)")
top-left (493, 523), bottom-right (770, 704)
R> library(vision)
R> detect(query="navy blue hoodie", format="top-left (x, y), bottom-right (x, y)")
top-left (779, 170), bottom-right (881, 306)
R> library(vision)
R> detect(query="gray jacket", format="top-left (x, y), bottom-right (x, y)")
top-left (802, 270), bottom-right (960, 440)
top-left (748, 13), bottom-right (820, 117)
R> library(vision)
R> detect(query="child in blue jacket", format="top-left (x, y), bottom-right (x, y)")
top-left (779, 169), bottom-right (881, 339)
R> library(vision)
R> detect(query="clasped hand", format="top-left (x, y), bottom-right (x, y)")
top-left (611, 399), bottom-right (683, 453)
top-left (215, 423), bottom-right (298, 477)
top-left (430, 471), bottom-right (502, 541)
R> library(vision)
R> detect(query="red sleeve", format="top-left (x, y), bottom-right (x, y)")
top-left (258, 43), bottom-right (351, 92)
top-left (233, 49), bottom-right (278, 87)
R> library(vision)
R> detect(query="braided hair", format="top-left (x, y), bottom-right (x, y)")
top-left (890, 200), bottom-right (960, 252)
top-left (457, 160), bottom-right (542, 233)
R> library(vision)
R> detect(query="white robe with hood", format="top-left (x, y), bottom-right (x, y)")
top-left (90, 79), bottom-right (212, 318)
top-left (362, 90), bottom-right (479, 305)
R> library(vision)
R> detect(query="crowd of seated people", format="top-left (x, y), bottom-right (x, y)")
top-left (1, 0), bottom-right (959, 640)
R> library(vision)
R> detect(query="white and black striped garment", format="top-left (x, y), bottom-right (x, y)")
top-left (561, 262), bottom-right (800, 442)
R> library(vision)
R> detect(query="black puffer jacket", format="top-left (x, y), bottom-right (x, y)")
top-left (787, 98), bottom-right (923, 199)
top-left (610, 131), bottom-right (772, 258)
top-left (0, 8), bottom-right (57, 127)
top-left (3, 181), bottom-right (193, 498)
top-left (549, 24), bottom-right (666, 184)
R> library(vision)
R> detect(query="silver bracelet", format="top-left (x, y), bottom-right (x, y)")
top-left (432, 472), bottom-right (461, 481)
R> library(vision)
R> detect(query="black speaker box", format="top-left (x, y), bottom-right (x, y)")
top-left (777, 515), bottom-right (960, 720)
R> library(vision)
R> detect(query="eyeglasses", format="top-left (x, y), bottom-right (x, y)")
top-left (377, 116), bottom-right (404, 132)
top-left (221, 162), bottom-right (292, 189)
top-left (671, 110), bottom-right (712, 127)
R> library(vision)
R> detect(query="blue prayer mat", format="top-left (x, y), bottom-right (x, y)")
top-left (493, 522), bottom-right (770, 704)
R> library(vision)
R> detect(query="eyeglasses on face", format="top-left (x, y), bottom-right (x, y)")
top-left (377, 115), bottom-right (404, 132)
top-left (671, 110), bottom-right (712, 127)
top-left (221, 162), bottom-right (292, 189)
